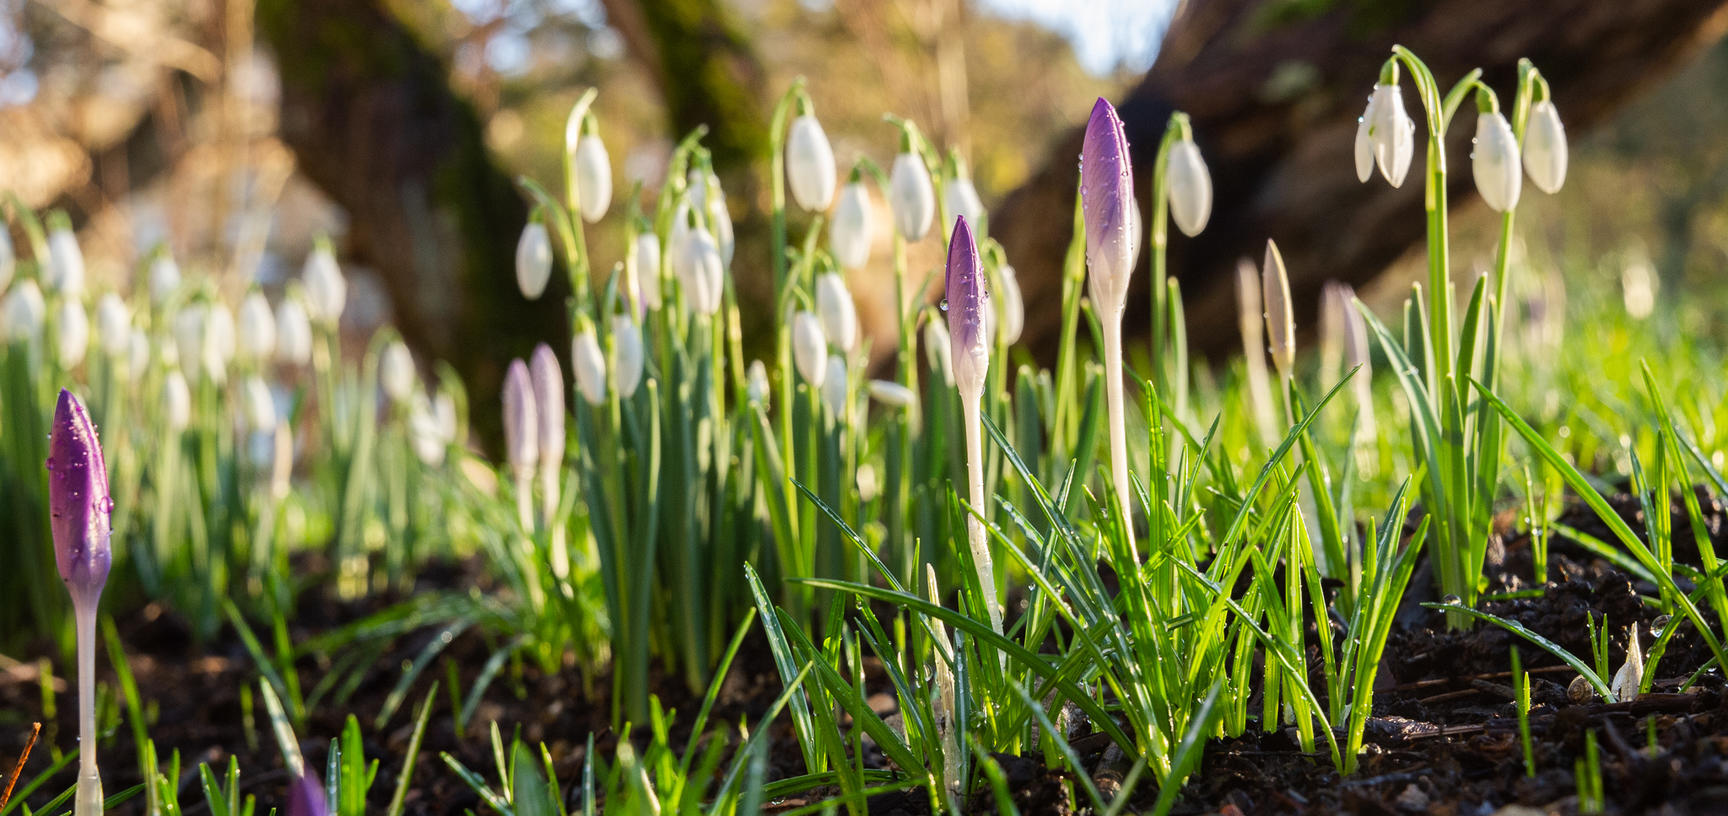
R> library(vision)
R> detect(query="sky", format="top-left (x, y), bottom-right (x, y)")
top-left (976, 0), bottom-right (1180, 75)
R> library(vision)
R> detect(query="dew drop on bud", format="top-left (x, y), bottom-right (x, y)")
top-left (1441, 594), bottom-right (1461, 606)
top-left (939, 298), bottom-right (949, 312)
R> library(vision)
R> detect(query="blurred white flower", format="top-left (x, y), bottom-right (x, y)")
top-left (3, 279), bottom-right (46, 343)
top-left (746, 359), bottom-right (770, 406)
top-left (923, 316), bottom-right (952, 383)
top-left (275, 294), bottom-right (313, 366)
top-left (1523, 100), bottom-right (1568, 194)
top-left (675, 224), bottom-right (725, 316)
top-left (236, 291), bottom-right (277, 364)
top-left (46, 225), bottom-right (85, 296)
top-left (502, 358), bottom-right (538, 478)
top-left (867, 379), bottom-right (915, 409)
top-left (1621, 258), bottom-right (1657, 319)
top-left (574, 134), bottom-right (613, 223)
top-left (998, 264), bottom-right (1024, 345)
top-left (162, 369), bottom-right (191, 432)
top-left (707, 177), bottom-right (736, 267)
top-left (0, 227), bottom-right (13, 294)
top-left (821, 354), bottom-right (847, 415)
top-left (302, 244), bottom-right (347, 326)
top-left (632, 232), bottom-right (662, 311)
top-left (1611, 629), bottom-right (1643, 702)
top-left (1353, 92), bottom-right (1376, 183)
top-left (787, 113), bottom-right (837, 212)
top-left (889, 152), bottom-right (936, 242)
top-left (529, 344), bottom-right (566, 484)
top-left (1261, 240), bottom-right (1295, 380)
top-left (1166, 139), bottom-right (1213, 237)
top-left (791, 310), bottom-right (827, 387)
top-left (814, 272), bottom-right (858, 353)
top-left (516, 221), bottom-right (554, 300)
top-left (380, 340), bottom-right (416, 402)
top-left (54, 299), bottom-right (88, 368)
top-left (944, 175), bottom-right (985, 236)
top-left (242, 374), bottom-right (277, 431)
top-left (830, 182), bottom-right (873, 270)
top-left (572, 326), bottom-right (607, 405)
top-left (203, 300), bottom-right (235, 384)
top-left (95, 293), bottom-right (130, 358)
top-left (1472, 111), bottom-right (1522, 213)
top-left (610, 314), bottom-right (643, 398)
top-left (1368, 83), bottom-right (1415, 188)
top-left (149, 253), bottom-right (182, 306)
top-left (409, 390), bottom-right (449, 466)
top-left (125, 328), bottom-right (149, 381)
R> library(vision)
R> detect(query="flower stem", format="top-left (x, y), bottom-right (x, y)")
top-left (1101, 317), bottom-right (1136, 552)
top-left (74, 602), bottom-right (101, 816)
top-left (959, 391), bottom-right (1002, 643)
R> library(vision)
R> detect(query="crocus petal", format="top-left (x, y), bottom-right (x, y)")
top-left (502, 359), bottom-right (538, 476)
top-left (944, 216), bottom-right (989, 398)
top-left (1081, 98), bottom-right (1136, 315)
top-left (48, 389), bottom-right (111, 605)
top-left (287, 772), bottom-right (330, 816)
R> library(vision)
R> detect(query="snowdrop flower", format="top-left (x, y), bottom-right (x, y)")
top-left (275, 293), bottom-right (313, 365)
top-left (1353, 92), bottom-right (1377, 183)
top-left (46, 219), bottom-right (85, 296)
top-left (516, 220), bottom-right (554, 300)
top-left (997, 264), bottom-right (1024, 345)
top-left (814, 272), bottom-right (858, 353)
top-left (830, 180), bottom-right (873, 270)
top-left (1367, 83), bottom-right (1415, 188)
top-left (675, 222), bottom-right (725, 316)
top-left (610, 314), bottom-right (643, 398)
top-left (236, 291), bottom-right (277, 364)
top-left (1472, 110), bottom-right (1522, 212)
top-left (821, 354), bottom-right (847, 415)
top-left (944, 162), bottom-right (985, 235)
top-left (889, 149), bottom-right (936, 242)
top-left (95, 293), bottom-right (130, 358)
top-left (945, 217), bottom-right (990, 400)
top-left (571, 327), bottom-right (607, 406)
top-left (1523, 99), bottom-right (1568, 194)
top-left (0, 227), bottom-right (13, 293)
top-left (923, 316), bottom-right (952, 384)
top-left (125, 329), bottom-right (148, 381)
top-left (242, 374), bottom-right (277, 431)
top-left (746, 359), bottom-right (770, 406)
top-left (1261, 240), bottom-right (1295, 381)
top-left (791, 310), bottom-right (827, 388)
top-left (203, 300), bottom-right (235, 384)
top-left (162, 369), bottom-right (191, 432)
top-left (149, 252), bottom-right (181, 306)
top-left (708, 178), bottom-right (736, 267)
top-left (409, 391), bottom-right (448, 466)
top-left (55, 300), bottom-right (89, 369)
top-left (502, 358), bottom-right (538, 527)
top-left (380, 340), bottom-right (416, 403)
top-left (632, 231), bottom-right (662, 311)
top-left (573, 124), bottom-right (613, 223)
top-left (1166, 135), bottom-right (1212, 236)
top-left (302, 243), bottom-right (346, 326)
top-left (868, 379), bottom-right (915, 409)
top-left (1612, 629), bottom-right (1643, 702)
top-left (786, 109), bottom-right (837, 211)
top-left (1081, 98), bottom-right (1136, 318)
top-left (3, 279), bottom-right (44, 343)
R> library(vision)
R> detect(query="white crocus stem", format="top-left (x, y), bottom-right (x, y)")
top-left (74, 602), bottom-right (101, 816)
top-left (1472, 110), bottom-right (1522, 213)
top-left (517, 220), bottom-right (554, 300)
top-left (925, 564), bottom-right (960, 796)
top-left (1165, 139), bottom-right (1212, 237)
top-left (958, 388), bottom-right (1003, 643)
top-left (786, 111), bottom-right (837, 212)
top-left (1100, 316), bottom-right (1134, 541)
top-left (830, 181), bottom-right (873, 270)
top-left (1523, 99), bottom-right (1568, 194)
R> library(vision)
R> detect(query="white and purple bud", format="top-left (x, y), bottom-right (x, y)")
top-left (944, 217), bottom-right (989, 399)
top-left (48, 388), bottom-right (112, 605)
top-left (1081, 98), bottom-right (1136, 317)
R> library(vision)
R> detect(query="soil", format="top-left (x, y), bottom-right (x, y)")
top-left (3, 488), bottom-right (1727, 815)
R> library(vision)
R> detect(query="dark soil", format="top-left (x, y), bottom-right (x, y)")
top-left (4, 488), bottom-right (1728, 814)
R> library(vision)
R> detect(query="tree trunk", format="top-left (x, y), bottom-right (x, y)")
top-left (992, 0), bottom-right (1728, 361)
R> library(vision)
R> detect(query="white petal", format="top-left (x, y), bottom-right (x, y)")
top-left (1165, 140), bottom-right (1213, 237)
top-left (786, 114), bottom-right (837, 212)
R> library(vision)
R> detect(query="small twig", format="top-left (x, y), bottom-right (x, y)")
top-left (1, 722), bottom-right (42, 810)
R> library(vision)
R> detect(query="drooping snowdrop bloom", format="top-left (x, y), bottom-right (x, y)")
top-left (125, 329), bottom-right (148, 381)
top-left (409, 390), bottom-right (448, 466)
top-left (203, 300), bottom-right (235, 384)
top-left (1081, 98), bottom-right (1136, 319)
top-left (1354, 92), bottom-right (1377, 183)
top-left (791, 310), bottom-right (827, 388)
top-left (162, 369), bottom-right (191, 432)
top-left (632, 230), bottom-right (662, 311)
top-left (786, 109), bottom-right (837, 212)
top-left (889, 148), bottom-right (936, 242)
top-left (997, 264), bottom-right (1024, 345)
top-left (242, 374), bottom-right (277, 431)
top-left (571, 327), bottom-right (606, 406)
top-left (380, 340), bottom-right (416, 403)
top-left (1523, 100), bottom-right (1568, 194)
top-left (516, 219), bottom-right (554, 300)
top-left (691, 168), bottom-right (735, 266)
top-left (236, 291), bottom-right (277, 364)
top-left (944, 215), bottom-right (1001, 642)
top-left (867, 379), bottom-right (916, 409)
top-left (573, 124), bottom-right (613, 223)
top-left (46, 389), bottom-right (111, 814)
top-left (149, 252), bottom-right (181, 306)
top-left (746, 359), bottom-right (770, 406)
top-left (502, 358), bottom-right (538, 530)
top-left (1166, 136), bottom-right (1212, 237)
top-left (530, 342), bottom-right (567, 528)
top-left (830, 179), bottom-right (873, 270)
top-left (1367, 83), bottom-right (1416, 188)
top-left (944, 163), bottom-right (985, 236)
top-left (95, 293), bottom-right (130, 358)
top-left (55, 299), bottom-right (89, 369)
top-left (814, 272), bottom-right (858, 353)
top-left (3, 278), bottom-right (44, 343)
top-left (821, 354), bottom-right (847, 416)
top-left (1261, 240), bottom-right (1296, 381)
top-left (46, 219), bottom-right (85, 296)
top-left (675, 220), bottom-right (725, 317)
top-left (275, 293), bottom-right (313, 366)
top-left (610, 314), bottom-right (643, 398)
top-left (302, 243), bottom-right (346, 327)
top-left (1472, 110), bottom-right (1522, 212)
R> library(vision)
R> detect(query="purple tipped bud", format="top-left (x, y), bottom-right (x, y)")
top-left (502, 359), bottom-right (538, 476)
top-left (529, 344), bottom-right (566, 465)
top-left (944, 217), bottom-right (989, 398)
top-left (287, 771), bottom-right (329, 816)
top-left (47, 389), bottom-right (111, 606)
top-left (1081, 98), bottom-right (1136, 316)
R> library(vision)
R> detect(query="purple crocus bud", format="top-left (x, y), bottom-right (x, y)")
top-left (502, 359), bottom-right (538, 478)
top-left (286, 771), bottom-right (329, 816)
top-left (944, 216), bottom-right (989, 399)
top-left (1080, 98), bottom-right (1136, 318)
top-left (47, 389), bottom-right (111, 606)
top-left (529, 343), bottom-right (566, 466)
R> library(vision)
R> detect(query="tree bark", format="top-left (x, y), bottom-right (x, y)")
top-left (992, 0), bottom-right (1728, 361)
top-left (256, 0), bottom-right (568, 448)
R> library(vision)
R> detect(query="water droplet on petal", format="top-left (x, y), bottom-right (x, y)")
top-left (939, 298), bottom-right (949, 312)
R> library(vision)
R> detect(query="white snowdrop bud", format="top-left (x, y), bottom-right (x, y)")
top-left (302, 244), bottom-right (346, 326)
top-left (1261, 240), bottom-right (1295, 380)
top-left (814, 272), bottom-right (858, 353)
top-left (707, 180), bottom-right (735, 267)
top-left (1354, 93), bottom-right (1376, 183)
top-left (149, 253), bottom-right (181, 306)
top-left (1166, 138), bottom-right (1213, 237)
top-left (173, 304), bottom-right (206, 380)
top-left (1472, 111), bottom-right (1522, 213)
top-left (923, 316), bottom-right (952, 384)
top-left (998, 264), bottom-right (1024, 345)
top-left (1368, 83), bottom-right (1415, 188)
top-left (821, 354), bottom-right (847, 416)
top-left (944, 176), bottom-right (985, 236)
top-left (791, 310), bottom-right (827, 388)
top-left (409, 391), bottom-right (448, 466)
top-left (95, 293), bottom-right (130, 358)
top-left (0, 227), bottom-right (13, 293)
top-left (632, 232), bottom-right (662, 310)
top-left (530, 343), bottom-right (567, 470)
top-left (867, 379), bottom-right (915, 409)
top-left (746, 359), bottom-right (770, 406)
top-left (675, 225), bottom-right (724, 316)
top-left (162, 369), bottom-right (191, 432)
top-left (54, 299), bottom-right (88, 368)
top-left (242, 374), bottom-right (277, 431)
top-left (502, 359), bottom-right (538, 476)
top-left (516, 221), bottom-right (554, 300)
top-left (571, 327), bottom-right (606, 406)
top-left (380, 340), bottom-right (416, 402)
top-left (575, 135), bottom-right (613, 223)
top-left (203, 300), bottom-right (235, 384)
top-left (236, 291), bottom-right (277, 364)
top-left (830, 181), bottom-right (873, 270)
top-left (786, 112), bottom-right (837, 212)
top-left (46, 224), bottom-right (85, 296)
top-left (274, 294), bottom-right (312, 366)
top-left (125, 328), bottom-right (148, 380)
top-left (610, 315), bottom-right (643, 398)
top-left (2, 279), bottom-right (44, 343)
top-left (889, 152), bottom-right (936, 242)
top-left (1523, 100), bottom-right (1568, 194)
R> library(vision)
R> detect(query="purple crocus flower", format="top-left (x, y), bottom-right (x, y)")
top-left (502, 358), bottom-right (538, 477)
top-left (286, 771), bottom-right (329, 816)
top-left (944, 216), bottom-right (989, 399)
top-left (1080, 97), bottom-right (1136, 316)
top-left (47, 388), bottom-right (111, 607)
